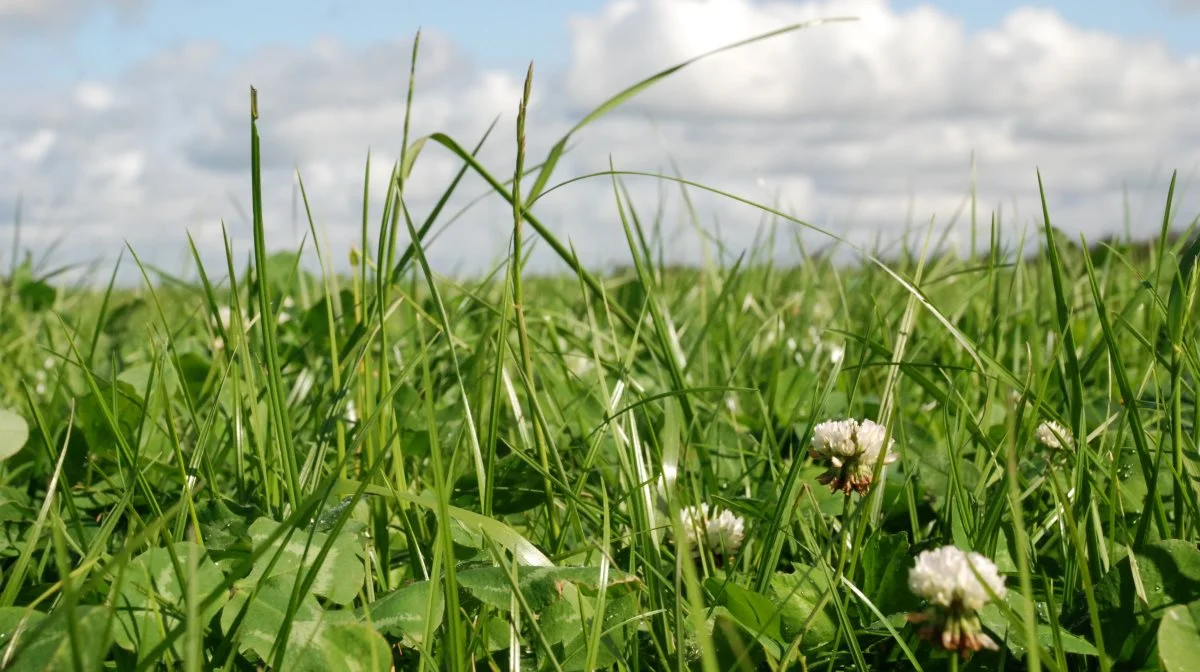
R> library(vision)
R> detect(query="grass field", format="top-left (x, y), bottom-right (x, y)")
top-left (2, 22), bottom-right (1200, 672)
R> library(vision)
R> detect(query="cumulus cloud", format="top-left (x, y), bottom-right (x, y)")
top-left (0, 0), bottom-right (144, 40)
top-left (563, 0), bottom-right (1199, 252)
top-left (3, 0), bottom-right (1200, 283)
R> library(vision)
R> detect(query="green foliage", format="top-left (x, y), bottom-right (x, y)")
top-left (0, 606), bottom-right (111, 670)
top-left (361, 579), bottom-right (443, 647)
top-left (1159, 601), bottom-right (1200, 672)
top-left (1092, 540), bottom-right (1200, 666)
top-left (221, 575), bottom-right (391, 671)
top-left (112, 542), bottom-right (227, 662)
top-left (0, 409), bottom-right (28, 463)
top-left (769, 565), bottom-right (838, 650)
top-left (234, 517), bottom-right (367, 606)
top-left (1, 19), bottom-right (1198, 672)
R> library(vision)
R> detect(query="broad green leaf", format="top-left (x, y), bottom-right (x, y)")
top-left (240, 517), bottom-right (366, 606)
top-left (858, 531), bottom-right (919, 617)
top-left (16, 279), bottom-right (56, 313)
top-left (1094, 539), bottom-right (1200, 664)
top-left (0, 606), bottom-right (111, 670)
top-left (1159, 600), bottom-right (1200, 672)
top-left (768, 368), bottom-right (816, 427)
top-left (335, 479), bottom-right (554, 567)
top-left (768, 565), bottom-right (837, 649)
top-left (0, 485), bottom-right (33, 525)
top-left (452, 451), bottom-right (548, 514)
top-left (978, 589), bottom-right (1099, 659)
top-left (222, 575), bottom-right (389, 671)
top-left (904, 428), bottom-right (981, 508)
top-left (539, 596), bottom-right (580, 648)
top-left (360, 579), bottom-right (443, 648)
top-left (194, 497), bottom-right (253, 553)
top-left (1095, 539), bottom-right (1200, 613)
top-left (113, 542), bottom-right (228, 662)
top-left (457, 565), bottom-right (637, 612)
top-left (101, 297), bottom-right (146, 337)
top-left (552, 591), bottom-right (639, 672)
top-left (706, 578), bottom-right (783, 642)
top-left (117, 361), bottom-right (180, 401)
top-left (74, 381), bottom-right (161, 460)
top-left (710, 609), bottom-right (776, 671)
top-left (0, 409), bottom-right (29, 463)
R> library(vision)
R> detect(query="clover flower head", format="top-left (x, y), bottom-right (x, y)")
top-left (676, 504), bottom-right (745, 561)
top-left (1036, 420), bottom-right (1073, 450)
top-left (215, 306), bottom-right (236, 331)
top-left (809, 419), bottom-right (860, 462)
top-left (907, 545), bottom-right (1006, 657)
top-left (563, 351), bottom-right (594, 377)
top-left (909, 546), bottom-right (1005, 611)
top-left (809, 418), bottom-right (898, 494)
top-left (276, 296), bottom-right (296, 325)
top-left (855, 419), bottom-right (898, 465)
top-left (829, 344), bottom-right (845, 364)
top-left (211, 305), bottom-right (255, 351)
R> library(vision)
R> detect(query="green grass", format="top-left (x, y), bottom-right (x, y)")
top-left (2, 22), bottom-right (1200, 672)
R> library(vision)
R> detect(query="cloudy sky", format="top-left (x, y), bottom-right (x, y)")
top-left (3, 0), bottom-right (1200, 282)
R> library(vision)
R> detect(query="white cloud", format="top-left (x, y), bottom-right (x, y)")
top-left (3, 0), bottom-right (1200, 283)
top-left (563, 0), bottom-right (1200, 246)
top-left (74, 82), bottom-right (116, 111)
top-left (0, 0), bottom-right (144, 40)
top-left (14, 129), bottom-right (57, 162)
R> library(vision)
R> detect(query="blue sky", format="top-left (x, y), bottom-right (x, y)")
top-left (10, 0), bottom-right (1199, 86)
top-left (3, 0), bottom-right (1199, 278)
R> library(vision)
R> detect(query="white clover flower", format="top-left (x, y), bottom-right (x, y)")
top-left (1036, 420), bottom-right (1073, 450)
top-left (215, 306), bottom-right (236, 331)
top-left (705, 508), bottom-right (745, 556)
top-left (563, 351), bottom-right (594, 377)
top-left (741, 293), bottom-right (760, 314)
top-left (809, 418), bottom-right (898, 495)
top-left (907, 545), bottom-right (1005, 656)
top-left (762, 317), bottom-right (784, 349)
top-left (810, 419), bottom-right (860, 462)
top-left (211, 305), bottom-right (254, 351)
top-left (828, 343), bottom-right (845, 364)
top-left (908, 546), bottom-right (1005, 612)
top-left (676, 504), bottom-right (745, 562)
top-left (855, 419), bottom-right (898, 464)
top-left (276, 296), bottom-right (296, 325)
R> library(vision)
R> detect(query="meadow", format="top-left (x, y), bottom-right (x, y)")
top-left (2, 21), bottom-right (1200, 672)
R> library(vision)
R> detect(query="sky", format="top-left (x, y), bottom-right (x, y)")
top-left (3, 0), bottom-right (1200, 282)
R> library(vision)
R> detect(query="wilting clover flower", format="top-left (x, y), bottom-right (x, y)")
top-left (907, 546), bottom-right (1006, 656)
top-left (674, 504), bottom-right (745, 562)
top-left (808, 418), bottom-right (898, 495)
top-left (1036, 420), bottom-right (1073, 451)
